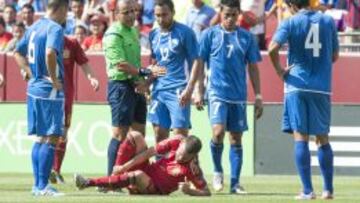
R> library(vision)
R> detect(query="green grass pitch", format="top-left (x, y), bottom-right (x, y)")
top-left (0, 174), bottom-right (359, 203)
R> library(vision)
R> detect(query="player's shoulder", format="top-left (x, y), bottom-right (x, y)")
top-left (173, 22), bottom-right (196, 37)
top-left (236, 26), bottom-right (253, 38)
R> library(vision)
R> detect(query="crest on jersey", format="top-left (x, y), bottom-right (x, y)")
top-left (171, 39), bottom-right (179, 47)
top-left (170, 167), bottom-right (182, 176)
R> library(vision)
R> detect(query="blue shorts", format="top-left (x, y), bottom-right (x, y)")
top-left (27, 95), bottom-right (64, 136)
top-left (282, 91), bottom-right (331, 135)
top-left (148, 89), bottom-right (191, 130)
top-left (107, 80), bottom-right (147, 127)
top-left (208, 98), bottom-right (248, 133)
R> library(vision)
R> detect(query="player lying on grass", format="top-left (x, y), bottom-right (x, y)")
top-left (75, 131), bottom-right (211, 196)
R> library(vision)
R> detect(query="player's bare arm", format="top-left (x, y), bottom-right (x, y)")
top-left (117, 62), bottom-right (166, 78)
top-left (113, 147), bottom-right (156, 175)
top-left (46, 48), bottom-right (62, 90)
top-left (14, 52), bottom-right (32, 81)
top-left (179, 182), bottom-right (211, 196)
top-left (80, 63), bottom-right (100, 91)
top-left (179, 58), bottom-right (202, 107)
top-left (268, 41), bottom-right (291, 79)
top-left (248, 63), bottom-right (263, 119)
top-left (193, 59), bottom-right (205, 111)
top-left (0, 73), bottom-right (4, 87)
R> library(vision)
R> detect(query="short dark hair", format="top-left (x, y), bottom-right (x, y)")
top-left (48, 0), bottom-right (69, 11)
top-left (155, 0), bottom-right (175, 12)
top-left (285, 0), bottom-right (309, 9)
top-left (15, 21), bottom-right (25, 30)
top-left (184, 135), bottom-right (202, 154)
top-left (21, 3), bottom-right (35, 13)
top-left (72, 0), bottom-right (85, 5)
top-left (0, 17), bottom-right (5, 28)
top-left (220, 0), bottom-right (240, 10)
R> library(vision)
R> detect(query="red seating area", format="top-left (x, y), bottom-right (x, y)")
top-left (0, 53), bottom-right (359, 104)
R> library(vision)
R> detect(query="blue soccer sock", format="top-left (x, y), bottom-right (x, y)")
top-left (38, 142), bottom-right (56, 190)
top-left (31, 142), bottom-right (42, 188)
top-left (230, 144), bottom-right (243, 189)
top-left (210, 141), bottom-right (224, 174)
top-left (107, 138), bottom-right (121, 175)
top-left (294, 141), bottom-right (313, 194)
top-left (317, 143), bottom-right (334, 194)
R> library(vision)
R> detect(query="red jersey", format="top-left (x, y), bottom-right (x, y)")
top-left (82, 34), bottom-right (103, 51)
top-left (144, 135), bottom-right (207, 195)
top-left (63, 37), bottom-right (89, 121)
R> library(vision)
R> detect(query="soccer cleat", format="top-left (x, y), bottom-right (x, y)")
top-left (49, 171), bottom-right (65, 184)
top-left (321, 191), bottom-right (334, 200)
top-left (294, 192), bottom-right (316, 200)
top-left (49, 171), bottom-right (57, 184)
top-left (37, 185), bottom-right (64, 197)
top-left (230, 184), bottom-right (248, 195)
top-left (212, 172), bottom-right (224, 192)
top-left (74, 174), bottom-right (89, 190)
top-left (96, 186), bottom-right (123, 194)
top-left (55, 173), bottom-right (65, 184)
top-left (31, 186), bottom-right (39, 196)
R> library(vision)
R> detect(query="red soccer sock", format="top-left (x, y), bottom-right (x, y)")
top-left (53, 141), bottom-right (67, 173)
top-left (88, 174), bottom-right (130, 188)
top-left (115, 138), bottom-right (136, 166)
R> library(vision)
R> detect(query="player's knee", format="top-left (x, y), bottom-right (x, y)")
top-left (127, 131), bottom-right (147, 151)
top-left (229, 132), bottom-right (242, 145)
top-left (112, 126), bottom-right (128, 141)
top-left (212, 126), bottom-right (225, 143)
top-left (315, 136), bottom-right (329, 146)
top-left (46, 136), bottom-right (59, 145)
top-left (173, 128), bottom-right (188, 136)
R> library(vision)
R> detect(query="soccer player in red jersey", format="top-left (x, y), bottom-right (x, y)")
top-left (75, 131), bottom-right (211, 196)
top-left (50, 36), bottom-right (99, 184)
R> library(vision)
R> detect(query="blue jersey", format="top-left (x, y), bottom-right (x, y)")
top-left (16, 18), bottom-right (65, 99)
top-left (149, 22), bottom-right (199, 92)
top-left (199, 25), bottom-right (262, 102)
top-left (273, 10), bottom-right (339, 94)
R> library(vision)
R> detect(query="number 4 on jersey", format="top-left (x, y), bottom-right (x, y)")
top-left (305, 23), bottom-right (322, 57)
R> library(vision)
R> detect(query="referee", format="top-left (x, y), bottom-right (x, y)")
top-left (103, 0), bottom-right (163, 176)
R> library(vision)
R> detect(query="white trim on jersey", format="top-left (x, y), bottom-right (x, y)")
top-left (285, 88), bottom-right (332, 95)
top-left (209, 95), bottom-right (247, 104)
top-left (27, 93), bottom-right (64, 101)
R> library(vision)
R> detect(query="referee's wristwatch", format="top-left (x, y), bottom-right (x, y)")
top-left (138, 68), bottom-right (152, 77)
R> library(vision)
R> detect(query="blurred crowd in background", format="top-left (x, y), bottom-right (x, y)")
top-left (0, 0), bottom-right (358, 53)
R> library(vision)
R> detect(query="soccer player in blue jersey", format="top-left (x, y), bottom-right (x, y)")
top-left (268, 0), bottom-right (339, 200)
top-left (14, 0), bottom-right (69, 196)
top-left (147, 0), bottom-right (202, 144)
top-left (195, 0), bottom-right (263, 194)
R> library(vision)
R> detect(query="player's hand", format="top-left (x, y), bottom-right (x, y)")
top-left (148, 65), bottom-right (167, 78)
top-left (89, 77), bottom-right (99, 91)
top-left (277, 64), bottom-right (293, 80)
top-left (0, 74), bottom-right (4, 87)
top-left (179, 87), bottom-right (193, 107)
top-left (135, 81), bottom-right (150, 94)
top-left (178, 182), bottom-right (192, 195)
top-left (21, 69), bottom-right (31, 81)
top-left (193, 91), bottom-right (204, 111)
top-left (51, 79), bottom-right (63, 90)
top-left (255, 97), bottom-right (263, 119)
top-left (112, 165), bottom-right (125, 175)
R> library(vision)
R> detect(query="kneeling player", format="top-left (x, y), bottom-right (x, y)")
top-left (75, 131), bottom-right (211, 196)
